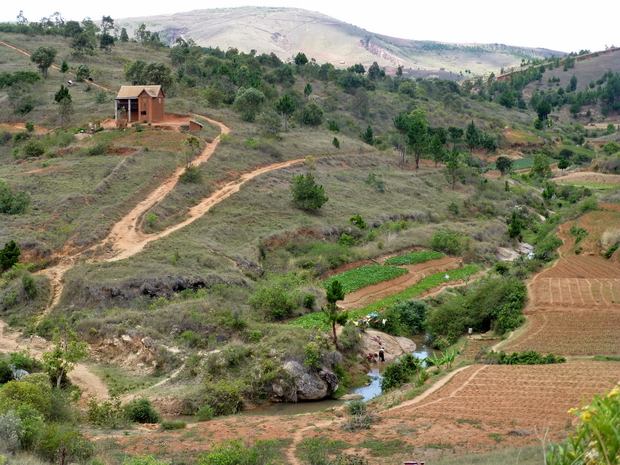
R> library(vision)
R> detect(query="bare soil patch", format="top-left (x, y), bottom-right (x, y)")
top-left (554, 171), bottom-right (620, 184)
top-left (504, 311), bottom-right (620, 355)
top-left (386, 361), bottom-right (620, 428)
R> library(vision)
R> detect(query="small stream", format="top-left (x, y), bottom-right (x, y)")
top-left (242, 333), bottom-right (439, 416)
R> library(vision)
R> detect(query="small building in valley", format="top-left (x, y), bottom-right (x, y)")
top-left (115, 85), bottom-right (165, 123)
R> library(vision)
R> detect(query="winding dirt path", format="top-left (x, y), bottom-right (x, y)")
top-left (0, 321), bottom-right (109, 400)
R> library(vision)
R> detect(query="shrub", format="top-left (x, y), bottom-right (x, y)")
top-left (0, 360), bottom-right (13, 384)
top-left (547, 386), bottom-right (619, 465)
top-left (341, 413), bottom-right (378, 432)
top-left (179, 165), bottom-right (203, 183)
top-left (160, 419), bottom-right (186, 430)
top-left (202, 380), bottom-right (244, 417)
top-left (347, 400), bottom-right (367, 416)
top-left (489, 350), bottom-right (566, 365)
top-left (87, 142), bottom-right (108, 156)
top-left (249, 283), bottom-right (298, 320)
top-left (196, 405), bottom-right (214, 421)
top-left (10, 350), bottom-right (44, 373)
top-left (381, 354), bottom-right (422, 391)
top-left (36, 424), bottom-right (93, 463)
top-left (124, 398), bottom-right (161, 423)
top-left (0, 180), bottom-right (29, 214)
top-left (0, 380), bottom-right (52, 418)
top-left (426, 278), bottom-right (527, 345)
top-left (94, 90), bottom-right (107, 104)
top-left (22, 139), bottom-right (45, 158)
top-left (302, 292), bottom-right (316, 310)
top-left (86, 396), bottom-right (128, 428)
top-left (368, 300), bottom-right (427, 336)
top-left (432, 228), bottom-right (467, 255)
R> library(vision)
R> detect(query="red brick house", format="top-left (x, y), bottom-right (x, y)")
top-left (115, 85), bottom-right (165, 123)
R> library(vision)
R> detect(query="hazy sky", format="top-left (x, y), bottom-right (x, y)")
top-left (2, 0), bottom-right (617, 54)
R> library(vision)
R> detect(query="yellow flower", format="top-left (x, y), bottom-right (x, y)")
top-left (608, 386), bottom-right (619, 399)
top-left (581, 411), bottom-right (592, 422)
top-left (568, 408), bottom-right (579, 414)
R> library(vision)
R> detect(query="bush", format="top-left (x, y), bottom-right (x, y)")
top-left (0, 180), bottom-right (29, 214)
top-left (160, 419), bottom-right (186, 430)
top-left (426, 278), bottom-right (527, 345)
top-left (202, 380), bottom-right (244, 417)
top-left (36, 424), bottom-right (93, 463)
top-left (10, 350), bottom-right (44, 373)
top-left (179, 165), bottom-right (203, 183)
top-left (0, 380), bottom-right (52, 418)
top-left (124, 398), bottom-right (161, 423)
top-left (381, 354), bottom-right (422, 391)
top-left (87, 142), bottom-right (108, 156)
top-left (547, 386), bottom-right (620, 465)
top-left (196, 405), bottom-right (214, 421)
top-left (368, 300), bottom-right (427, 337)
top-left (22, 139), bottom-right (45, 157)
top-left (432, 228), bottom-right (467, 255)
top-left (0, 360), bottom-right (13, 384)
top-left (86, 396), bottom-right (128, 428)
top-left (347, 400), bottom-right (367, 416)
top-left (485, 350), bottom-right (566, 365)
top-left (249, 284), bottom-right (298, 320)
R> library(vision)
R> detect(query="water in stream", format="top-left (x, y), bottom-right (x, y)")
top-left (242, 333), bottom-right (440, 416)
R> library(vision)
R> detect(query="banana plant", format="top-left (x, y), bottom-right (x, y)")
top-left (443, 348), bottom-right (457, 368)
top-left (425, 352), bottom-right (446, 371)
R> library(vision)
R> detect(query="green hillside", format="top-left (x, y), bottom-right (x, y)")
top-left (0, 17), bottom-right (619, 465)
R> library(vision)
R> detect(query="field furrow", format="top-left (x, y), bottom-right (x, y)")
top-left (388, 362), bottom-right (620, 427)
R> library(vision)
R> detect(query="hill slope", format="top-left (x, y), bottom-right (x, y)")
top-left (116, 6), bottom-right (561, 76)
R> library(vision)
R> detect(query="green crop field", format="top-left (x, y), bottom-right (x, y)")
top-left (292, 265), bottom-right (479, 330)
top-left (384, 250), bottom-right (445, 266)
top-left (323, 265), bottom-right (408, 294)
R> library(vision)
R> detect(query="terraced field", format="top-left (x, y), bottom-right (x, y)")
top-left (387, 361), bottom-right (620, 428)
top-left (506, 311), bottom-right (620, 355)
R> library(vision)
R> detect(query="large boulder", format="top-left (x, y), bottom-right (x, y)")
top-left (271, 360), bottom-right (339, 402)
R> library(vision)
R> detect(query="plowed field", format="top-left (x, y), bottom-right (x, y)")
top-left (387, 361), bottom-right (620, 427)
top-left (505, 312), bottom-right (620, 355)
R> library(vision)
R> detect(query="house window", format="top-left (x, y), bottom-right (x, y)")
top-left (143, 98), bottom-right (147, 105)
top-left (158, 98), bottom-right (161, 104)
top-left (141, 111), bottom-right (147, 115)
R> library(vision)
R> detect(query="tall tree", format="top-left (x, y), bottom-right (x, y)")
top-left (42, 322), bottom-right (89, 389)
top-left (324, 280), bottom-right (347, 348)
top-left (119, 27), bottom-right (129, 42)
top-left (180, 135), bottom-right (201, 167)
top-left (536, 100), bottom-right (552, 130)
top-left (275, 94), bottom-right (296, 130)
top-left (290, 173), bottom-right (328, 210)
top-left (360, 125), bottom-right (374, 145)
top-left (445, 147), bottom-right (461, 189)
top-left (495, 156), bottom-right (513, 176)
top-left (406, 109), bottom-right (429, 169)
top-left (394, 112), bottom-right (410, 164)
top-left (367, 61), bottom-right (381, 80)
top-left (294, 52), bottom-right (308, 66)
top-left (0, 241), bottom-right (20, 272)
top-left (233, 87), bottom-right (266, 122)
top-left (303, 83), bottom-right (313, 100)
top-left (430, 134), bottom-right (446, 166)
top-left (30, 47), bottom-right (56, 77)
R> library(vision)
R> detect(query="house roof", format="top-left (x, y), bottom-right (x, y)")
top-left (115, 85), bottom-right (163, 99)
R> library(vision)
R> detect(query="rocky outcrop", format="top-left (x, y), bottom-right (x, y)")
top-left (88, 331), bottom-right (159, 372)
top-left (62, 275), bottom-right (248, 310)
top-left (359, 329), bottom-right (416, 363)
top-left (271, 360), bottom-right (339, 402)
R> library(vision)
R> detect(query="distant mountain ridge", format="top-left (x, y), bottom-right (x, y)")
top-left (116, 6), bottom-right (563, 78)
